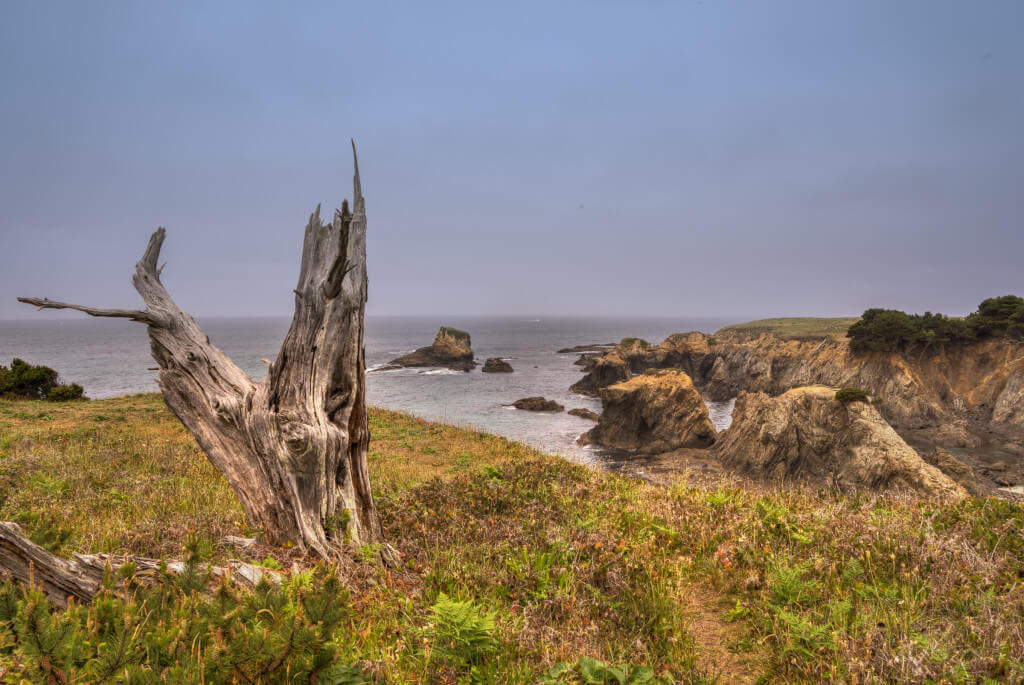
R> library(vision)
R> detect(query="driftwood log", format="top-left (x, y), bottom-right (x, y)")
top-left (17, 141), bottom-right (394, 565)
top-left (0, 523), bottom-right (278, 608)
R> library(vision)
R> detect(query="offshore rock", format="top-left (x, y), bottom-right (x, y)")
top-left (481, 358), bottom-right (513, 373)
top-left (513, 397), bottom-right (565, 412)
top-left (389, 327), bottom-right (476, 372)
top-left (581, 370), bottom-right (716, 453)
top-left (568, 407), bottom-right (600, 421)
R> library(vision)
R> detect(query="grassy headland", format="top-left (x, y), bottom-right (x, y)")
top-left (718, 317), bottom-right (858, 341)
top-left (0, 395), bottom-right (1022, 682)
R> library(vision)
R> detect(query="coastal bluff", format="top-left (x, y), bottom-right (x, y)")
top-left (570, 328), bottom-right (1024, 459)
top-left (388, 327), bottom-right (476, 372)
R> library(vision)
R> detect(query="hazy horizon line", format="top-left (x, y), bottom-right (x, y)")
top-left (0, 311), bottom-right (863, 324)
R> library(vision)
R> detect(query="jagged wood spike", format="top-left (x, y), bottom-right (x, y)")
top-left (351, 138), bottom-right (362, 210)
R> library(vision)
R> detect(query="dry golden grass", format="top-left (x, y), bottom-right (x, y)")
top-left (0, 395), bottom-right (543, 559)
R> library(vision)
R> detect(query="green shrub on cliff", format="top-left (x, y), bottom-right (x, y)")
top-left (0, 358), bottom-right (85, 401)
top-left (835, 387), bottom-right (870, 404)
top-left (971, 295), bottom-right (1024, 338)
top-left (644, 367), bottom-right (684, 376)
top-left (438, 326), bottom-right (470, 342)
top-left (620, 337), bottom-right (650, 348)
top-left (847, 295), bottom-right (1024, 353)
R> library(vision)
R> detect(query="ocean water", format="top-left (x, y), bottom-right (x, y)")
top-left (0, 315), bottom-right (736, 465)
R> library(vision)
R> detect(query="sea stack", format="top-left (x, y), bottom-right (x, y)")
top-left (389, 326), bottom-right (476, 371)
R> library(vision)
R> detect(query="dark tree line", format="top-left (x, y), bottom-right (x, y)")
top-left (847, 295), bottom-right (1024, 353)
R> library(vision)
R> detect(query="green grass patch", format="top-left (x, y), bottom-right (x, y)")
top-left (718, 317), bottom-right (859, 341)
top-left (0, 394), bottom-right (1021, 682)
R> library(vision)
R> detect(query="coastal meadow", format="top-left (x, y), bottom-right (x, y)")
top-left (0, 395), bottom-right (1021, 682)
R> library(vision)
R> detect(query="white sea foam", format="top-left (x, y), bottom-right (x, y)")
top-left (705, 397), bottom-right (736, 431)
top-left (421, 368), bottom-right (461, 375)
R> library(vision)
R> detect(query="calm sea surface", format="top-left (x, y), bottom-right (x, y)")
top-left (0, 316), bottom-right (736, 466)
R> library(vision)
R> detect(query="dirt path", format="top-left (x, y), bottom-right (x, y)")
top-left (681, 585), bottom-right (764, 683)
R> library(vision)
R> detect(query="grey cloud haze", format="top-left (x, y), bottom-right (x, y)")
top-left (1, 1), bottom-right (1021, 321)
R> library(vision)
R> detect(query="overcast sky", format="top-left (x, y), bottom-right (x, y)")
top-left (1, 1), bottom-right (1021, 320)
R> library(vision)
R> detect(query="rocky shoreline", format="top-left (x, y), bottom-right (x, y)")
top-left (569, 330), bottom-right (1024, 498)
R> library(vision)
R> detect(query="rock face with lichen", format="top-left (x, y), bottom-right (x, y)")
top-left (581, 371), bottom-right (716, 452)
top-left (922, 447), bottom-right (989, 496)
top-left (481, 358), bottom-right (513, 373)
top-left (389, 327), bottom-right (476, 371)
top-left (712, 386), bottom-right (967, 502)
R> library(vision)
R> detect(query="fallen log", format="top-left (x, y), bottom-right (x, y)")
top-left (0, 522), bottom-right (279, 608)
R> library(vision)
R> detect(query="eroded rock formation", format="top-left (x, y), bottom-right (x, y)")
top-left (923, 447), bottom-right (990, 496)
top-left (712, 386), bottom-right (967, 501)
top-left (581, 370), bottom-right (716, 452)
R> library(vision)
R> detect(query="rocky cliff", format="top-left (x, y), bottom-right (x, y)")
top-left (712, 386), bottom-right (967, 502)
top-left (580, 370), bottom-right (716, 452)
top-left (389, 326), bottom-right (476, 371)
top-left (570, 330), bottom-right (1024, 457)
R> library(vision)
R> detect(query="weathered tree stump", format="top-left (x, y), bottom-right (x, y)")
top-left (18, 142), bottom-right (394, 564)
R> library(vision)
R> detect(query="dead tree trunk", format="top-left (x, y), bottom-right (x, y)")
top-left (18, 142), bottom-right (392, 563)
top-left (0, 523), bottom-right (278, 608)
